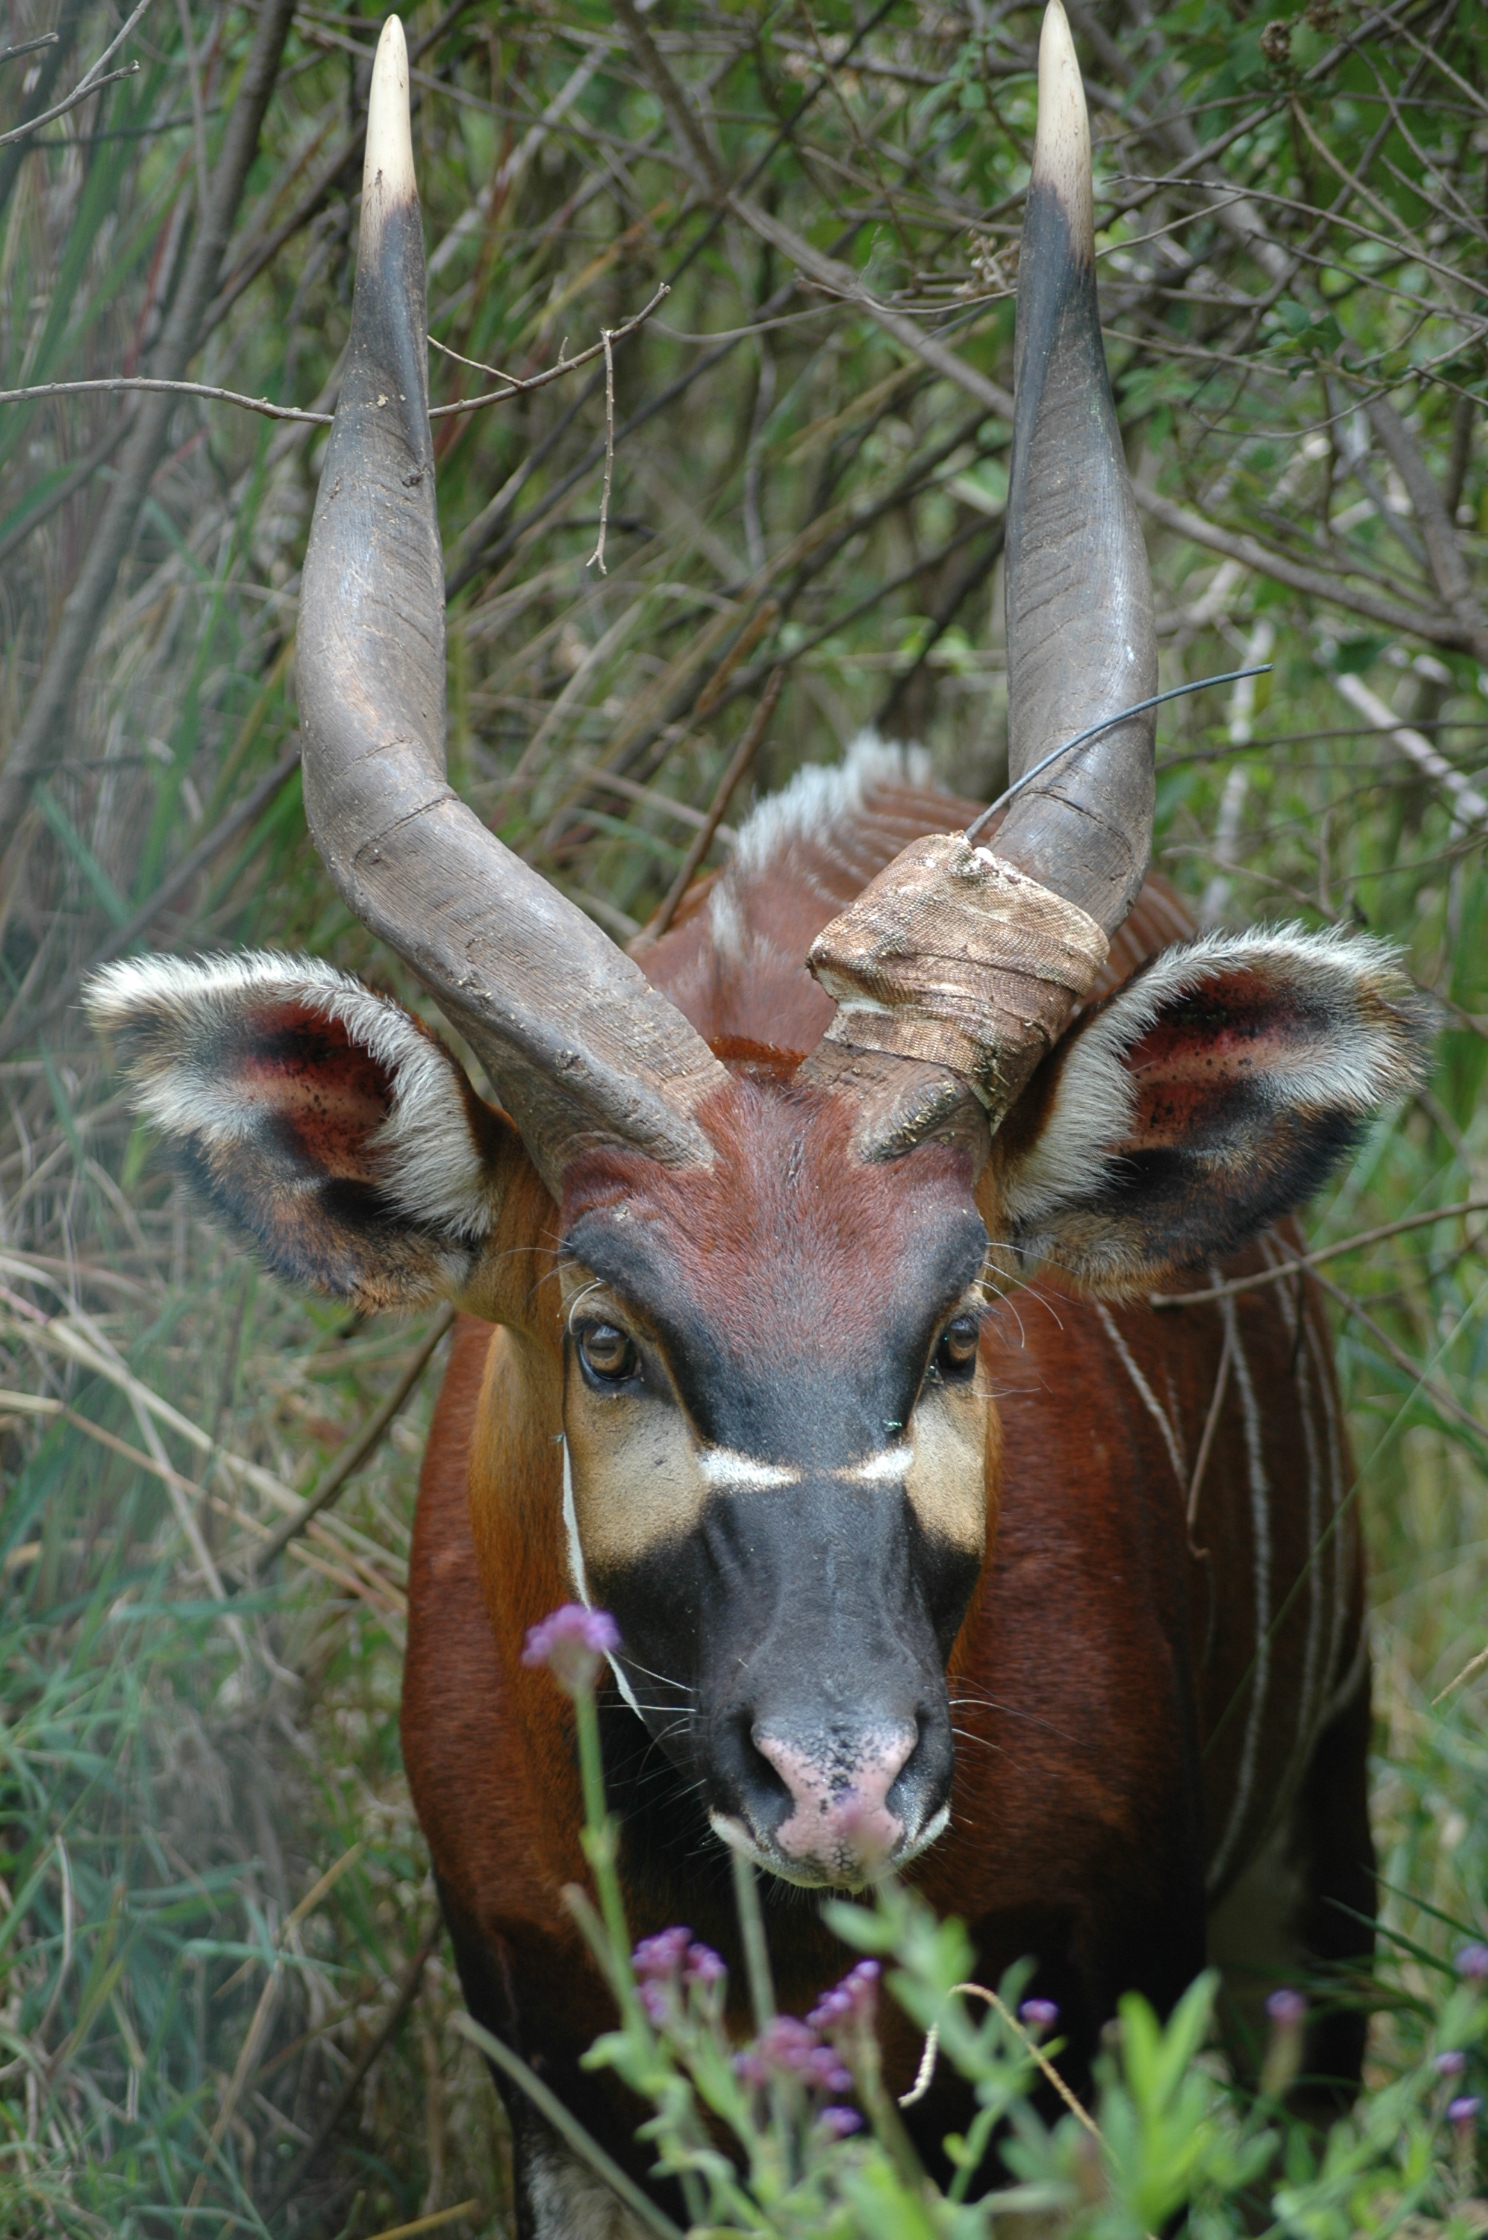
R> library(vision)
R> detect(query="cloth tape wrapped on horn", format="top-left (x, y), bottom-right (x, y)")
top-left (807, 838), bottom-right (1108, 1129)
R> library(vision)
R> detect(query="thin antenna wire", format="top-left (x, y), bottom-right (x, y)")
top-left (963, 666), bottom-right (1273, 845)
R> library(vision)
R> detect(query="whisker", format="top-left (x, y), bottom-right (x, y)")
top-left (945, 1686), bottom-right (1078, 1741)
top-left (620, 1657), bottom-right (697, 1694)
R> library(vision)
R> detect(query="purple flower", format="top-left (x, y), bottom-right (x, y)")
top-left (632, 1927), bottom-right (692, 1982)
top-left (1265, 1988), bottom-right (1307, 2028)
top-left (817, 2105), bottom-right (863, 2137)
top-left (736, 2014), bottom-right (852, 2098)
top-left (684, 1942), bottom-right (726, 1989)
top-left (1019, 1998), bottom-right (1059, 2033)
top-left (632, 1930), bottom-right (724, 2017)
top-left (807, 1960), bottom-right (880, 2034)
top-left (808, 2046), bottom-right (854, 2094)
top-left (521, 1604), bottom-right (620, 1692)
top-left (1456, 1943), bottom-right (1488, 1983)
top-left (759, 2016), bottom-right (819, 2073)
top-left (1449, 2094), bottom-right (1482, 2128)
top-left (1436, 2050), bottom-right (1468, 2079)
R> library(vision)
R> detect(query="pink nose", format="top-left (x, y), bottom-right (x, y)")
top-left (753, 1726), bottom-right (916, 1881)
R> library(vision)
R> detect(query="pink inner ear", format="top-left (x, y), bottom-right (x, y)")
top-left (230, 1002), bottom-right (395, 1180)
top-left (1121, 969), bottom-right (1309, 1143)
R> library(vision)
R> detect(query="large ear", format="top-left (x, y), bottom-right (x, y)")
top-left (86, 952), bottom-right (530, 1312)
top-left (994, 927), bottom-right (1433, 1296)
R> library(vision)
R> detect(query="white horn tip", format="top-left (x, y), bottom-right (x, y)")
top-left (1033, 0), bottom-right (1093, 251)
top-left (364, 15), bottom-right (415, 208)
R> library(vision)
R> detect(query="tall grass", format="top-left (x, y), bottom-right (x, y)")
top-left (1, 0), bottom-right (1486, 2230)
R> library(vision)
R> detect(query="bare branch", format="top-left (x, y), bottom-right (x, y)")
top-left (0, 60), bottom-right (137, 149)
top-left (1133, 484), bottom-right (1474, 653)
top-left (1367, 396), bottom-right (1488, 666)
top-left (586, 327), bottom-right (617, 575)
top-left (1331, 671), bottom-right (1488, 831)
top-left (0, 0), bottom-right (155, 151)
top-left (0, 33), bottom-right (59, 70)
top-left (1150, 1200), bottom-right (1488, 1309)
top-left (430, 285), bottom-right (669, 419)
top-left (641, 666), bottom-right (785, 941)
top-left (0, 0), bottom-right (299, 837)
top-left (0, 376), bottom-right (331, 425)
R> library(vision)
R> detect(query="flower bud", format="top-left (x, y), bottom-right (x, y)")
top-left (1261, 1986), bottom-right (1307, 2099)
top-left (520, 1603), bottom-right (620, 1694)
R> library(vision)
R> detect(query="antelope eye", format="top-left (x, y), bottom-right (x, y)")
top-left (932, 1314), bottom-right (981, 1382)
top-left (577, 1322), bottom-right (639, 1385)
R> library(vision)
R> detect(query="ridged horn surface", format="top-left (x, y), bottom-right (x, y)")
top-left (999, 0), bottom-right (1156, 934)
top-left (296, 17), bottom-right (727, 1189)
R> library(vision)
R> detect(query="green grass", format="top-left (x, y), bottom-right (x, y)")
top-left (1, 0), bottom-right (1487, 2229)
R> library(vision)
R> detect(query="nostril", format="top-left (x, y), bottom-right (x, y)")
top-left (882, 1720), bottom-right (918, 1809)
top-left (735, 1715), bottom-right (793, 1816)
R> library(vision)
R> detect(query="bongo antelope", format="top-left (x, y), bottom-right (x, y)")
top-left (88, 7), bottom-right (1429, 2230)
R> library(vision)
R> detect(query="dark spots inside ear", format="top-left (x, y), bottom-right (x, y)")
top-left (226, 1004), bottom-right (395, 1179)
top-left (1126, 1070), bottom-right (1250, 1147)
top-left (1124, 971), bottom-right (1317, 1078)
top-left (1121, 972), bottom-right (1331, 1147)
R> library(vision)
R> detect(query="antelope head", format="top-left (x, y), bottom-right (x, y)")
top-left (89, 6), bottom-right (1428, 1890)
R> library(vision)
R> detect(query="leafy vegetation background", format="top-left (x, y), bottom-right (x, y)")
top-left (1, 0), bottom-right (1487, 2229)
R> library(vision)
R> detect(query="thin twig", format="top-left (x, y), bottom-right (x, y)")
top-left (0, 287), bottom-right (672, 432)
top-left (639, 667), bottom-right (784, 942)
top-left (0, 375), bottom-right (331, 424)
top-left (1434, 1637), bottom-right (1488, 1704)
top-left (899, 1983), bottom-right (1100, 2139)
top-left (0, 740), bottom-right (302, 1060)
top-left (1148, 1200), bottom-right (1488, 1310)
top-left (1312, 1268), bottom-right (1488, 1449)
top-left (1133, 484), bottom-right (1469, 651)
top-left (430, 283), bottom-right (668, 419)
top-left (0, 34), bottom-right (59, 70)
top-left (0, 0), bottom-right (298, 837)
top-left (0, 61), bottom-right (137, 148)
top-left (587, 328), bottom-right (617, 575)
top-left (0, 0), bottom-right (154, 151)
top-left (1331, 672), bottom-right (1488, 831)
top-left (250, 1307), bottom-right (454, 1576)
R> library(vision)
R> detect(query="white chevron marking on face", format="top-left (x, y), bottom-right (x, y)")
top-left (697, 1449), bottom-right (801, 1490)
top-left (696, 1445), bottom-right (916, 1490)
top-left (836, 1446), bottom-right (914, 1485)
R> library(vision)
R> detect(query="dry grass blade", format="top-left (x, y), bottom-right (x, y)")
top-left (253, 1305), bottom-right (454, 1573)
